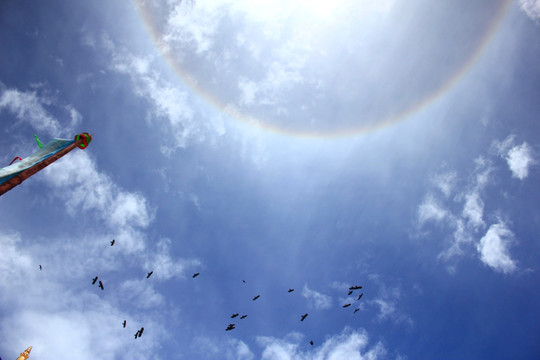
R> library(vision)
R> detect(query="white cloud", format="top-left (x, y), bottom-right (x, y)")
top-left (42, 151), bottom-right (153, 252)
top-left (226, 339), bottom-right (255, 360)
top-left (431, 171), bottom-right (457, 198)
top-left (462, 192), bottom-right (484, 229)
top-left (437, 218), bottom-right (470, 261)
top-left (519, 0), bottom-right (540, 20)
top-left (368, 284), bottom-right (413, 327)
top-left (302, 285), bottom-right (332, 310)
top-left (477, 222), bottom-right (517, 274)
top-left (0, 232), bottom-right (162, 360)
top-left (415, 141), bottom-right (527, 274)
top-left (164, 1), bottom-right (225, 55)
top-left (0, 86), bottom-right (63, 136)
top-left (103, 44), bottom-right (226, 152)
top-left (417, 194), bottom-right (448, 225)
top-left (506, 143), bottom-right (534, 179)
top-left (257, 328), bottom-right (386, 360)
top-left (145, 238), bottom-right (201, 281)
top-left (238, 78), bottom-right (259, 106)
top-left (494, 135), bottom-right (535, 180)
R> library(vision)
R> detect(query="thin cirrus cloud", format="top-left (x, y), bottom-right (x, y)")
top-left (416, 135), bottom-right (532, 273)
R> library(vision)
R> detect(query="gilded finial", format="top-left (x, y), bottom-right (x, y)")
top-left (15, 346), bottom-right (32, 360)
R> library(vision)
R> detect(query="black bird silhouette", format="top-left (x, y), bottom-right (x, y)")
top-left (110, 239), bottom-right (115, 246)
top-left (357, 293), bottom-right (363, 301)
top-left (252, 295), bottom-right (260, 300)
top-left (123, 320), bottom-right (126, 328)
top-left (342, 303), bottom-right (351, 308)
top-left (348, 290), bottom-right (353, 295)
top-left (301, 313), bottom-right (308, 321)
top-left (354, 308), bottom-right (360, 314)
top-left (192, 273), bottom-right (200, 278)
top-left (243, 280), bottom-right (246, 283)
top-left (288, 289), bottom-right (294, 293)
top-left (39, 265), bottom-right (42, 271)
top-left (134, 331), bottom-right (139, 339)
top-left (349, 286), bottom-right (362, 290)
top-left (225, 324), bottom-right (235, 331)
top-left (98, 281), bottom-right (104, 290)
top-left (92, 276), bottom-right (98, 285)
top-left (310, 340), bottom-right (314, 346)
top-left (139, 327), bottom-right (144, 335)
top-left (240, 315), bottom-right (247, 319)
top-left (147, 271), bottom-right (153, 278)
top-left (231, 313), bottom-right (239, 318)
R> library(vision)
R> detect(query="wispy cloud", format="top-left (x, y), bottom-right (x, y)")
top-left (257, 328), bottom-right (387, 360)
top-left (462, 192), bottom-right (485, 229)
top-left (418, 194), bottom-right (448, 225)
top-left (43, 151), bottom-right (153, 253)
top-left (144, 238), bottom-right (201, 281)
top-left (0, 83), bottom-right (65, 136)
top-left (0, 144), bottom-right (202, 359)
top-left (431, 171), bottom-right (457, 198)
top-left (416, 136), bottom-right (529, 273)
top-left (302, 285), bottom-right (332, 310)
top-left (0, 232), bottom-right (162, 360)
top-left (95, 37), bottom-right (226, 153)
top-left (477, 222), bottom-right (517, 274)
top-left (366, 278), bottom-right (413, 327)
top-left (519, 0), bottom-right (540, 21)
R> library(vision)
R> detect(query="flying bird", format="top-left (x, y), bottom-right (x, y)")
top-left (39, 265), bottom-right (42, 271)
top-left (348, 290), bottom-right (353, 295)
top-left (225, 324), bottom-right (235, 331)
top-left (243, 280), bottom-right (246, 283)
top-left (92, 276), bottom-right (98, 285)
top-left (123, 320), bottom-right (126, 328)
top-left (139, 327), bottom-right (144, 335)
top-left (134, 331), bottom-right (139, 339)
top-left (310, 340), bottom-right (314, 346)
top-left (357, 293), bottom-right (363, 301)
top-left (192, 273), bottom-right (200, 278)
top-left (354, 308), bottom-right (360, 314)
top-left (147, 271), bottom-right (153, 278)
top-left (231, 313), bottom-right (239, 318)
top-left (301, 313), bottom-right (308, 321)
top-left (288, 289), bottom-right (294, 293)
top-left (110, 239), bottom-right (115, 246)
top-left (349, 286), bottom-right (362, 290)
top-left (252, 295), bottom-right (260, 301)
top-left (98, 281), bottom-right (104, 290)
top-left (342, 303), bottom-right (351, 308)
top-left (240, 315), bottom-right (247, 319)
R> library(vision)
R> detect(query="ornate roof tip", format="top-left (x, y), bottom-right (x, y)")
top-left (16, 346), bottom-right (32, 360)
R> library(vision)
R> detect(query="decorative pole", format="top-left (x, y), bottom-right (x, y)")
top-left (0, 133), bottom-right (92, 197)
top-left (15, 346), bottom-right (32, 360)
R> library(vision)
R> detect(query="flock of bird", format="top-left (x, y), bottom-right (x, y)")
top-left (221, 283), bottom-right (365, 345)
top-left (40, 238), bottom-right (365, 344)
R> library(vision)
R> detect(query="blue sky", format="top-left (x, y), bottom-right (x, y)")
top-left (0, 0), bottom-right (539, 359)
